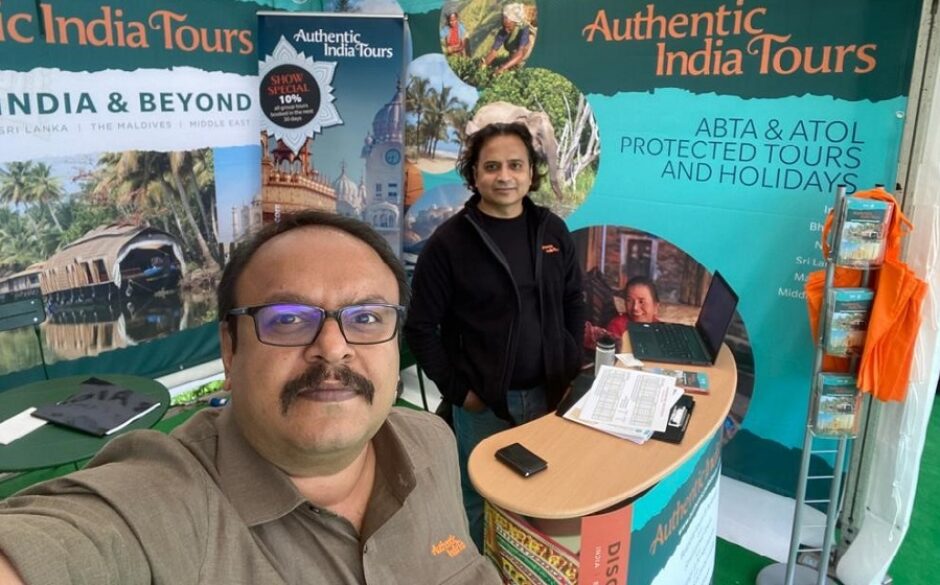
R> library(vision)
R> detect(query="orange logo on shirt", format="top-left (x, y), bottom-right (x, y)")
top-left (541, 244), bottom-right (560, 254)
top-left (431, 535), bottom-right (466, 557)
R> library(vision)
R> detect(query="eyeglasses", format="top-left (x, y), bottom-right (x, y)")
top-left (227, 303), bottom-right (405, 347)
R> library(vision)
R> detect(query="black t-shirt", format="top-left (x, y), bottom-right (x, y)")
top-left (477, 210), bottom-right (544, 388)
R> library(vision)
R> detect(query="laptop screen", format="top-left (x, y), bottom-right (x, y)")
top-left (695, 272), bottom-right (739, 358)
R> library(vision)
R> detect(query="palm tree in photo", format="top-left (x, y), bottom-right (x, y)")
top-left (161, 151), bottom-right (220, 267)
top-left (95, 152), bottom-right (161, 219)
top-left (95, 150), bottom-right (219, 268)
top-left (25, 162), bottom-right (65, 232)
top-left (22, 209), bottom-right (60, 259)
top-left (406, 76), bottom-right (432, 155)
top-left (447, 104), bottom-right (472, 156)
top-left (170, 150), bottom-right (219, 251)
top-left (0, 161), bottom-right (35, 210)
top-left (424, 85), bottom-right (461, 158)
top-left (0, 213), bottom-right (40, 273)
top-left (95, 152), bottom-right (186, 251)
top-left (190, 149), bottom-right (219, 246)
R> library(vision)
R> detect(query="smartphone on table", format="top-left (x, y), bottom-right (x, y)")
top-left (495, 442), bottom-right (548, 478)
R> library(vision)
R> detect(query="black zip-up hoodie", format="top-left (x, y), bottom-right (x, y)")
top-left (404, 194), bottom-right (585, 421)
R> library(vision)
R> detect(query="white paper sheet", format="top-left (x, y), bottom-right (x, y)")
top-left (615, 353), bottom-right (645, 368)
top-left (0, 408), bottom-right (47, 445)
top-left (577, 366), bottom-right (681, 433)
top-left (564, 389), bottom-right (654, 443)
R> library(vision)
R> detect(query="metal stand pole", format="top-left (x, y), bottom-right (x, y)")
top-left (817, 437), bottom-right (848, 585)
top-left (756, 185), bottom-right (850, 585)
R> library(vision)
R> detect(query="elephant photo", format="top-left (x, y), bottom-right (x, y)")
top-left (466, 101), bottom-right (565, 202)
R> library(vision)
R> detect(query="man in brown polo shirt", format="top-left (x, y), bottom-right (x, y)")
top-left (0, 211), bottom-right (499, 584)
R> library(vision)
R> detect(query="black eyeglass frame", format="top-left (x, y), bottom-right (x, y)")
top-left (226, 303), bottom-right (406, 347)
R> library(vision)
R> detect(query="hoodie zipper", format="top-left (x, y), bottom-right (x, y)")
top-left (464, 202), bottom-right (550, 399)
top-left (464, 214), bottom-right (521, 398)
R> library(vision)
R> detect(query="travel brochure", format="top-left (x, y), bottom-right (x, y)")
top-left (835, 197), bottom-right (892, 267)
top-left (644, 367), bottom-right (710, 394)
top-left (812, 373), bottom-right (862, 437)
top-left (562, 366), bottom-right (685, 444)
top-left (823, 288), bottom-right (874, 356)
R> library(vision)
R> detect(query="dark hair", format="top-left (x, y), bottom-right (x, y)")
top-left (456, 121), bottom-right (544, 195)
top-left (218, 211), bottom-right (409, 344)
top-left (624, 276), bottom-right (659, 303)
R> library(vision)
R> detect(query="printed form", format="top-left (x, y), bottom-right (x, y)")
top-left (572, 366), bottom-right (681, 436)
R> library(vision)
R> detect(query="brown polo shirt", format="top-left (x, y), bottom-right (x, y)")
top-left (0, 407), bottom-right (499, 584)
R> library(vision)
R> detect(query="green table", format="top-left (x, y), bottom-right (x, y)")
top-left (0, 374), bottom-right (170, 471)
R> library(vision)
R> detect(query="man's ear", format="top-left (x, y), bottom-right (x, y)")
top-left (220, 321), bottom-right (235, 391)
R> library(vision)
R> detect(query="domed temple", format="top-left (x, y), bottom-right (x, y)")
top-left (359, 82), bottom-right (405, 254)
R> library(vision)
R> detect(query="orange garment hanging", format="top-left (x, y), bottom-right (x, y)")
top-left (858, 257), bottom-right (927, 400)
top-left (804, 187), bottom-right (925, 401)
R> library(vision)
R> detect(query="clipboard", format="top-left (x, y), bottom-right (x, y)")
top-left (554, 374), bottom-right (593, 417)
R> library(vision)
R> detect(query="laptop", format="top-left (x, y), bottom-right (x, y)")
top-left (627, 271), bottom-right (739, 366)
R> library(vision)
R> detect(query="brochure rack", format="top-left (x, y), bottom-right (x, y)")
top-left (758, 185), bottom-right (877, 585)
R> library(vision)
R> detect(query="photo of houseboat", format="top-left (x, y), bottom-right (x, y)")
top-left (38, 223), bottom-right (184, 307)
top-left (0, 263), bottom-right (44, 298)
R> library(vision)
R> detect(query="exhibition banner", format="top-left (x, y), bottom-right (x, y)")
top-left (0, 0), bottom-right (261, 380)
top-left (254, 11), bottom-right (407, 254)
top-left (398, 0), bottom-right (920, 495)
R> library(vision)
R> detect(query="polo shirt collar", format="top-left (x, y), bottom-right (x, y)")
top-left (214, 408), bottom-right (419, 527)
top-left (370, 411), bottom-right (419, 504)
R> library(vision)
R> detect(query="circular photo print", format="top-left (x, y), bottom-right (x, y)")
top-left (573, 224), bottom-right (755, 444)
top-left (407, 55), bottom-right (599, 218)
top-left (440, 0), bottom-right (539, 84)
top-left (405, 54), bottom-right (477, 175)
top-left (469, 67), bottom-right (599, 217)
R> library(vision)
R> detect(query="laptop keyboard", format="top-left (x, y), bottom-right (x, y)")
top-left (656, 326), bottom-right (693, 358)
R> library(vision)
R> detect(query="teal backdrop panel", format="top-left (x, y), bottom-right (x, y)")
top-left (568, 90), bottom-right (908, 456)
top-left (399, 0), bottom-right (921, 496)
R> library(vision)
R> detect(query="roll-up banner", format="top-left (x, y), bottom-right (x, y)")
top-left (254, 10), bottom-right (407, 256)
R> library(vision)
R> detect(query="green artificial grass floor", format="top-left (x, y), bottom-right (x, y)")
top-left (715, 538), bottom-right (774, 584)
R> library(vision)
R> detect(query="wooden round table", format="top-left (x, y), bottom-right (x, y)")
top-left (469, 342), bottom-right (737, 518)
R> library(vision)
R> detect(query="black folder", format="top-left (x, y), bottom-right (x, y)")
top-left (650, 394), bottom-right (695, 444)
top-left (32, 377), bottom-right (160, 437)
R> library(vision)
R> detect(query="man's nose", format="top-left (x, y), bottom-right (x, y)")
top-left (304, 316), bottom-right (353, 363)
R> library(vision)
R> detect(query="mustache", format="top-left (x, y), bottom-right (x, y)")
top-left (280, 363), bottom-right (375, 415)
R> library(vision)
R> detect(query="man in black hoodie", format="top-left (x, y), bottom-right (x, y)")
top-left (405, 122), bottom-right (584, 550)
